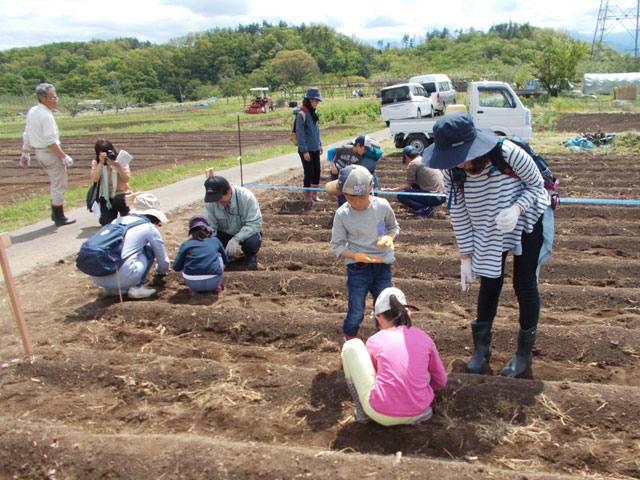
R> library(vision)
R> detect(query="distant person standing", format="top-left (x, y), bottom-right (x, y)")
top-left (381, 146), bottom-right (445, 217)
top-left (20, 82), bottom-right (76, 226)
top-left (294, 87), bottom-right (324, 202)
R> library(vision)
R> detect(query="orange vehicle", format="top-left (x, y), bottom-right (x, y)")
top-left (244, 87), bottom-right (273, 114)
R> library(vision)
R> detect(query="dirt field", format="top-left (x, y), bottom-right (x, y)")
top-left (1, 117), bottom-right (639, 479)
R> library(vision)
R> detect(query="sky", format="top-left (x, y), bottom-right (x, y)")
top-left (0, 0), bottom-right (625, 51)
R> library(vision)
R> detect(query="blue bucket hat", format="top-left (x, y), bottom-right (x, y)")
top-left (422, 112), bottom-right (498, 169)
top-left (304, 87), bottom-right (323, 102)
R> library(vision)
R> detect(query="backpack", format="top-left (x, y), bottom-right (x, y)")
top-left (76, 215), bottom-right (150, 276)
top-left (449, 137), bottom-right (559, 209)
top-left (290, 110), bottom-right (306, 146)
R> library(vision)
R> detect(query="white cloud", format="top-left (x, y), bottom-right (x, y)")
top-left (0, 0), bottom-right (607, 50)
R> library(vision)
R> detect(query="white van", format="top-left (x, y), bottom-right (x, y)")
top-left (380, 83), bottom-right (434, 125)
top-left (409, 74), bottom-right (456, 114)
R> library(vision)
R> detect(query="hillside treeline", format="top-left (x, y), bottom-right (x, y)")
top-left (1, 21), bottom-right (638, 103)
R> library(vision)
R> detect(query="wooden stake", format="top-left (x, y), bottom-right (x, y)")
top-left (206, 168), bottom-right (215, 178)
top-left (0, 233), bottom-right (32, 356)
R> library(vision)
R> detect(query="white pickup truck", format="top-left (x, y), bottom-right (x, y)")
top-left (390, 81), bottom-right (533, 153)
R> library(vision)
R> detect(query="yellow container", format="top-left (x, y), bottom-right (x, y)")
top-left (444, 104), bottom-right (467, 114)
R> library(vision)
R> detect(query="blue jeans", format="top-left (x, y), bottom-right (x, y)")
top-left (216, 231), bottom-right (262, 257)
top-left (343, 262), bottom-right (392, 337)
top-left (91, 244), bottom-right (154, 291)
top-left (398, 184), bottom-right (446, 211)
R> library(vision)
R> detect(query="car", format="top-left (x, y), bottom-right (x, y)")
top-left (409, 74), bottom-right (456, 114)
top-left (380, 83), bottom-right (434, 126)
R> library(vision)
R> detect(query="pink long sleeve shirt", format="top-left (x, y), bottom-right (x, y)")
top-left (366, 325), bottom-right (448, 417)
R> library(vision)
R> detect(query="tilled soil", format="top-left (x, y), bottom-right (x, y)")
top-left (554, 113), bottom-right (640, 133)
top-left (1, 141), bottom-right (639, 479)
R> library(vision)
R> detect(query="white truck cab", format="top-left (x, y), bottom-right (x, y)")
top-left (390, 81), bottom-right (532, 153)
top-left (470, 81), bottom-right (532, 140)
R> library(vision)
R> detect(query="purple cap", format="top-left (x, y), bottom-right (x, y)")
top-left (188, 215), bottom-right (212, 233)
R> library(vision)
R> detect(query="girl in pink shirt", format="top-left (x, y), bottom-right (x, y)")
top-left (341, 287), bottom-right (448, 425)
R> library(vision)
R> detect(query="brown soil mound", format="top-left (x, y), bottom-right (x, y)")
top-left (555, 113), bottom-right (640, 133)
top-left (1, 144), bottom-right (639, 479)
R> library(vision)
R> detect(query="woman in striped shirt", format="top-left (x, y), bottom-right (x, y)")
top-left (422, 112), bottom-right (551, 378)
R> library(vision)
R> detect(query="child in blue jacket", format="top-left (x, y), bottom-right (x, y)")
top-left (173, 215), bottom-right (228, 293)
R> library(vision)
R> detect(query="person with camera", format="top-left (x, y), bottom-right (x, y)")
top-left (90, 139), bottom-right (132, 225)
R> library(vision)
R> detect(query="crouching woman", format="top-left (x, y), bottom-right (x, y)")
top-left (90, 193), bottom-right (170, 299)
top-left (341, 287), bottom-right (448, 425)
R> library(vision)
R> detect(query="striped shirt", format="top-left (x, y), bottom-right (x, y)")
top-left (443, 140), bottom-right (550, 278)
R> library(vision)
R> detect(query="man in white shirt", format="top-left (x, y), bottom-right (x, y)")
top-left (21, 83), bottom-right (76, 226)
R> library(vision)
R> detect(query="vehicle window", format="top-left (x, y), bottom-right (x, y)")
top-left (478, 87), bottom-right (515, 108)
top-left (439, 82), bottom-right (449, 91)
top-left (415, 86), bottom-right (426, 96)
top-left (381, 86), bottom-right (411, 105)
top-left (421, 82), bottom-right (436, 94)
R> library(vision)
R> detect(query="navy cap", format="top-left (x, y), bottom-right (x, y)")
top-left (402, 145), bottom-right (419, 162)
top-left (204, 175), bottom-right (230, 203)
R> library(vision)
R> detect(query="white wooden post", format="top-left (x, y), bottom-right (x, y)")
top-left (0, 232), bottom-right (32, 356)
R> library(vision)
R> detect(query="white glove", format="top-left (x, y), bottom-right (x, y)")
top-left (495, 205), bottom-right (521, 233)
top-left (460, 258), bottom-right (476, 292)
top-left (225, 236), bottom-right (240, 258)
top-left (62, 155), bottom-right (74, 167)
top-left (19, 152), bottom-right (30, 168)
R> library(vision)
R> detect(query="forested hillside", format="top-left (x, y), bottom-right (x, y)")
top-left (1, 21), bottom-right (638, 104)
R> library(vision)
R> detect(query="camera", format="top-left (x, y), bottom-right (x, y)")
top-left (105, 149), bottom-right (117, 160)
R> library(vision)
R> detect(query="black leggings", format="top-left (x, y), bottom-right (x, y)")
top-left (298, 150), bottom-right (321, 186)
top-left (476, 217), bottom-right (544, 331)
top-left (99, 193), bottom-right (130, 226)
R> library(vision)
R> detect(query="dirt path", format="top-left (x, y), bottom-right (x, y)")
top-left (0, 142), bottom-right (639, 478)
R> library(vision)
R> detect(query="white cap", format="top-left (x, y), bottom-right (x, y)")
top-left (374, 287), bottom-right (406, 316)
top-left (130, 192), bottom-right (168, 224)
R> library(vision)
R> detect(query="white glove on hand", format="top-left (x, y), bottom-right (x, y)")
top-left (62, 155), bottom-right (74, 167)
top-left (495, 205), bottom-right (521, 233)
top-left (225, 237), bottom-right (240, 258)
top-left (19, 152), bottom-right (30, 168)
top-left (460, 258), bottom-right (476, 292)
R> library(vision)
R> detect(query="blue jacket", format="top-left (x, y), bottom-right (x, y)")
top-left (294, 106), bottom-right (321, 153)
top-left (172, 236), bottom-right (228, 276)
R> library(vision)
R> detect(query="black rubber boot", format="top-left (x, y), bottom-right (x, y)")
top-left (52, 205), bottom-right (76, 227)
top-left (501, 328), bottom-right (536, 377)
top-left (466, 320), bottom-right (492, 373)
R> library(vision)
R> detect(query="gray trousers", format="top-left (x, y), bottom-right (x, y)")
top-left (35, 147), bottom-right (67, 205)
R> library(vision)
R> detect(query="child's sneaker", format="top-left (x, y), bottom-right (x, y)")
top-left (214, 282), bottom-right (224, 293)
top-left (127, 285), bottom-right (157, 299)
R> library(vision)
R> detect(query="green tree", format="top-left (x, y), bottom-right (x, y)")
top-left (271, 49), bottom-right (319, 86)
top-left (531, 33), bottom-right (588, 96)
